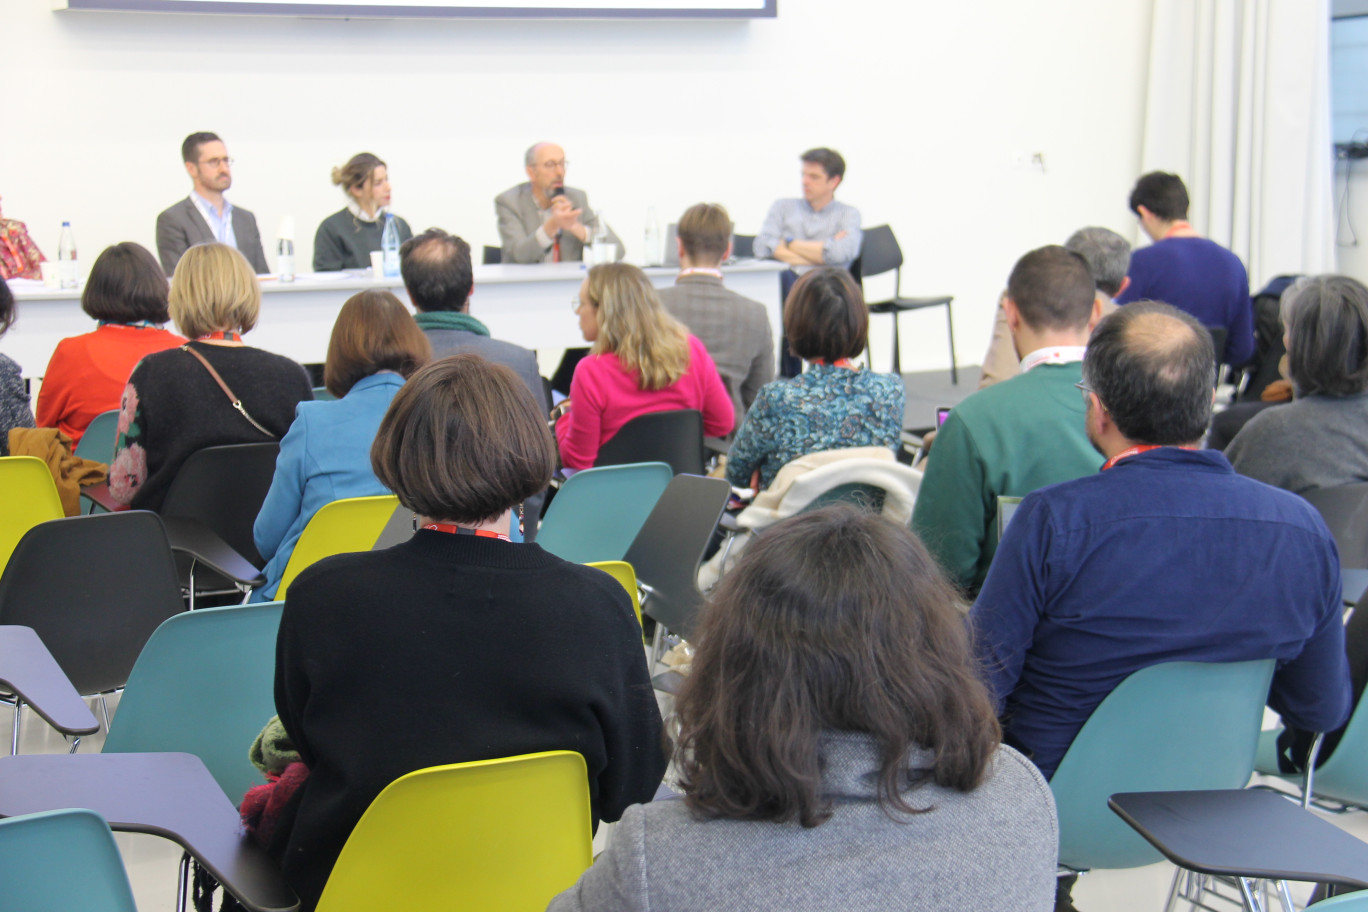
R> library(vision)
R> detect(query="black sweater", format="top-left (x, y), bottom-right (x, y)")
top-left (271, 531), bottom-right (667, 910)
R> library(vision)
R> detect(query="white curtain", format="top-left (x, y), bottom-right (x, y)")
top-left (1141, 0), bottom-right (1336, 288)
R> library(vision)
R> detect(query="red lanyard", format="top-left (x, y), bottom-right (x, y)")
top-left (1101, 445), bottom-right (1196, 471)
top-left (421, 522), bottom-right (512, 542)
top-left (1162, 221), bottom-right (1194, 239)
top-left (809, 358), bottom-right (856, 369)
top-left (197, 331), bottom-right (240, 342)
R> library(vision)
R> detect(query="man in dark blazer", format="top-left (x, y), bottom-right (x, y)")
top-left (656, 203), bottom-right (774, 428)
top-left (155, 132), bottom-right (269, 276)
top-left (400, 227), bottom-right (549, 537)
top-left (494, 142), bottom-right (621, 264)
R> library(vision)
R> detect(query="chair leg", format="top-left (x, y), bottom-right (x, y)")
top-left (10, 699), bottom-right (21, 756)
top-left (946, 300), bottom-right (958, 385)
top-left (177, 851), bottom-right (191, 912)
top-left (890, 312), bottom-right (902, 376)
top-left (99, 694), bottom-right (111, 733)
top-left (67, 735), bottom-right (81, 754)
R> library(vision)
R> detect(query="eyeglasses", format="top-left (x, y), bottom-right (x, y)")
top-left (1074, 380), bottom-right (1093, 395)
top-left (571, 297), bottom-right (582, 313)
top-left (538, 159), bottom-right (568, 170)
top-left (199, 157), bottom-right (234, 168)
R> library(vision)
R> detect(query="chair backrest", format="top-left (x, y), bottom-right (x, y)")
top-left (0, 456), bottom-right (64, 576)
top-left (103, 601), bottom-right (284, 804)
top-left (0, 511), bottom-right (184, 695)
top-left (1302, 483), bottom-right (1368, 569)
top-left (1305, 891), bottom-right (1368, 910)
top-left (595, 410), bottom-right (705, 477)
top-left (311, 385), bottom-right (338, 402)
top-left (74, 409), bottom-right (121, 466)
top-left (160, 442), bottom-right (281, 566)
top-left (623, 474), bottom-right (730, 640)
top-left (856, 225), bottom-right (904, 280)
top-left (731, 233), bottom-right (755, 260)
top-left (1050, 658), bottom-right (1275, 871)
top-left (1302, 676), bottom-right (1368, 808)
top-left (1206, 325), bottom-right (1229, 368)
top-left (0, 808), bottom-right (138, 912)
top-left (482, 245), bottom-right (502, 265)
top-left (537, 462), bottom-right (673, 564)
top-left (315, 751), bottom-right (593, 912)
top-left (275, 495), bottom-right (400, 600)
top-left (586, 560), bottom-right (643, 631)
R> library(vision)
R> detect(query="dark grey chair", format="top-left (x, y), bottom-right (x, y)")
top-left (0, 511), bottom-right (184, 730)
top-left (1302, 482), bottom-right (1368, 570)
top-left (482, 246), bottom-right (502, 265)
top-left (731, 234), bottom-right (755, 260)
top-left (596, 410), bottom-right (706, 477)
top-left (856, 225), bottom-right (956, 381)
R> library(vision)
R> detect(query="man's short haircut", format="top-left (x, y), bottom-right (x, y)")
top-left (1281, 275), bottom-right (1368, 397)
top-left (1128, 171), bottom-right (1190, 221)
top-left (324, 289), bottom-right (432, 399)
top-left (800, 147), bottom-right (846, 181)
top-left (371, 354), bottom-right (555, 524)
top-left (784, 267), bottom-right (868, 362)
top-left (1006, 245), bottom-right (1096, 332)
top-left (1082, 301), bottom-right (1215, 445)
top-left (168, 243), bottom-right (260, 339)
top-left (181, 132), bottom-right (222, 164)
top-left (1064, 227), bottom-right (1131, 298)
top-left (82, 242), bottom-right (170, 324)
top-left (676, 203), bottom-right (731, 264)
top-left (400, 228), bottom-right (473, 313)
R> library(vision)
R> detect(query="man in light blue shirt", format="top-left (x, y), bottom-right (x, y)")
top-left (155, 132), bottom-right (269, 275)
top-left (754, 147), bottom-right (862, 375)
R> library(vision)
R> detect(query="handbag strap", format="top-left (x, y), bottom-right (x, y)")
top-left (181, 344), bottom-right (278, 439)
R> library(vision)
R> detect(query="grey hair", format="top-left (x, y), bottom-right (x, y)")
top-left (1065, 227), bottom-right (1131, 298)
top-left (525, 142), bottom-right (551, 167)
top-left (1281, 274), bottom-right (1368, 397)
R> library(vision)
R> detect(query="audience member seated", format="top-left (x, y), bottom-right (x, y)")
top-left (1115, 171), bottom-right (1254, 367)
top-left (912, 245), bottom-right (1102, 593)
top-left (656, 202), bottom-right (775, 427)
top-left (549, 506), bottom-right (1059, 912)
top-left (1225, 275), bottom-right (1368, 494)
top-left (108, 243), bottom-right (313, 511)
top-left (0, 281), bottom-right (34, 454)
top-left (35, 242), bottom-right (185, 448)
top-left (726, 268), bottom-right (903, 493)
top-left (555, 263), bottom-right (733, 469)
top-left (270, 355), bottom-right (667, 911)
top-left (0, 193), bottom-right (44, 280)
top-left (312, 152), bottom-right (413, 272)
top-left (972, 302), bottom-right (1351, 785)
top-left (250, 290), bottom-right (430, 602)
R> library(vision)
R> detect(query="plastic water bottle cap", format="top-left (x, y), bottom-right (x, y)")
top-left (62, 221), bottom-right (70, 227)
top-left (277, 216), bottom-right (296, 241)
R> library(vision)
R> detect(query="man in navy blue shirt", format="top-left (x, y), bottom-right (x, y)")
top-left (972, 301), bottom-right (1350, 783)
top-left (1115, 171), bottom-right (1255, 367)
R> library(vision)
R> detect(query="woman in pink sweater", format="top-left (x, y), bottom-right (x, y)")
top-left (556, 263), bottom-right (733, 469)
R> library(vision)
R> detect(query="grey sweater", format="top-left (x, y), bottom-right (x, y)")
top-left (1225, 392), bottom-right (1368, 494)
top-left (547, 732), bottom-right (1058, 912)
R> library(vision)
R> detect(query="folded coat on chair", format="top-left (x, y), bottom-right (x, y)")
top-left (7, 427), bottom-right (108, 517)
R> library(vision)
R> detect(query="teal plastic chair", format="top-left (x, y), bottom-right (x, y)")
top-left (1255, 692), bottom-right (1368, 809)
top-left (537, 462), bottom-right (673, 564)
top-left (1050, 659), bottom-right (1276, 872)
top-left (102, 602), bottom-right (284, 805)
top-left (1309, 892), bottom-right (1368, 910)
top-left (0, 808), bottom-right (138, 912)
top-left (74, 409), bottom-right (121, 466)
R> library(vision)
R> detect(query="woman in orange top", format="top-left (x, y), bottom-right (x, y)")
top-left (36, 242), bottom-right (184, 448)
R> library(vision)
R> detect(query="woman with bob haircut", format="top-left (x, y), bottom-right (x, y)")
top-left (249, 290), bottom-right (430, 602)
top-left (556, 262), bottom-right (733, 468)
top-left (550, 505), bottom-right (1058, 912)
top-left (270, 354), bottom-right (667, 910)
top-left (1227, 275), bottom-right (1368, 493)
top-left (313, 152), bottom-right (413, 272)
top-left (108, 243), bottom-right (313, 511)
top-left (36, 242), bottom-right (185, 448)
top-left (726, 267), bottom-right (904, 492)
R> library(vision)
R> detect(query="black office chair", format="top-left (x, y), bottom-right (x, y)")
top-left (1302, 483), bottom-right (1368, 570)
top-left (595, 410), bottom-right (706, 477)
top-left (482, 246), bottom-right (502, 265)
top-left (731, 234), bottom-right (755, 260)
top-left (856, 225), bottom-right (956, 381)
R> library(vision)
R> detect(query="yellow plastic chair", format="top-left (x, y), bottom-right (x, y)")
top-left (315, 750), bottom-right (593, 912)
top-left (273, 495), bottom-right (400, 600)
top-left (0, 457), bottom-right (64, 576)
top-left (587, 560), bottom-right (643, 631)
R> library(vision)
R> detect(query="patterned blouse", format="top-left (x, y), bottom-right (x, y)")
top-left (725, 364), bottom-right (905, 491)
top-left (0, 219), bottom-right (44, 281)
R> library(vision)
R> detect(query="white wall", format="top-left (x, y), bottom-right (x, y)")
top-left (3, 0), bottom-right (1154, 374)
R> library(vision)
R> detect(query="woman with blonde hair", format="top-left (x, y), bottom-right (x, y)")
top-left (250, 290), bottom-right (431, 601)
top-left (313, 152), bottom-right (413, 272)
top-left (109, 243), bottom-right (313, 511)
top-left (556, 262), bottom-right (733, 468)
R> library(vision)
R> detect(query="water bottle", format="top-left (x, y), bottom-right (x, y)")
top-left (58, 222), bottom-right (78, 289)
top-left (277, 238), bottom-right (295, 283)
top-left (591, 213), bottom-right (612, 265)
top-left (381, 214), bottom-right (401, 278)
top-left (644, 206), bottom-right (660, 267)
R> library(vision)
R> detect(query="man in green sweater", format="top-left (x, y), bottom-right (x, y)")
top-left (913, 245), bottom-right (1104, 593)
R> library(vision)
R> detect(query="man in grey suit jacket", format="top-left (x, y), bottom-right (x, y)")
top-left (400, 227), bottom-right (549, 537)
top-left (656, 203), bottom-right (774, 428)
top-left (495, 142), bottom-right (622, 264)
top-left (155, 132), bottom-right (269, 276)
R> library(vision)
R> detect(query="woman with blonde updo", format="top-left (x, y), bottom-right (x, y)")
top-left (555, 262), bottom-right (734, 468)
top-left (312, 152), bottom-right (413, 272)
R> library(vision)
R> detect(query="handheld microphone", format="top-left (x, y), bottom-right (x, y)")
top-left (550, 187), bottom-right (566, 199)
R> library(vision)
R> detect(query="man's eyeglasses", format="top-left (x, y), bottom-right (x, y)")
top-left (538, 159), bottom-right (568, 170)
top-left (199, 157), bottom-right (234, 169)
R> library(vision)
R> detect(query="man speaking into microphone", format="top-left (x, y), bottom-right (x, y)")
top-left (495, 142), bottom-right (622, 264)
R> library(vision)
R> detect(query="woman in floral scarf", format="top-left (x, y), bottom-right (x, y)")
top-left (0, 194), bottom-right (45, 281)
